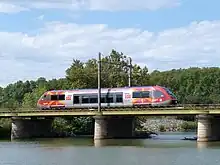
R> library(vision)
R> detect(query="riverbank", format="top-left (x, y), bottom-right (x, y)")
top-left (140, 117), bottom-right (197, 133)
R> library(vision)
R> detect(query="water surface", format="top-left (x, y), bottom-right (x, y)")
top-left (0, 132), bottom-right (220, 165)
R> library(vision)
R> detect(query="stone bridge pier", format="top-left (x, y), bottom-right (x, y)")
top-left (93, 115), bottom-right (135, 139)
top-left (11, 117), bottom-right (54, 140)
top-left (197, 115), bottom-right (220, 142)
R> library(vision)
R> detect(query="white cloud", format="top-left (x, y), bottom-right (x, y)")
top-left (0, 3), bottom-right (28, 13)
top-left (0, 0), bottom-right (181, 13)
top-left (87, 0), bottom-right (181, 11)
top-left (37, 14), bottom-right (44, 20)
top-left (1, 20), bottom-right (220, 87)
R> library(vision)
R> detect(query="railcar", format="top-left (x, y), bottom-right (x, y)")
top-left (37, 85), bottom-right (178, 110)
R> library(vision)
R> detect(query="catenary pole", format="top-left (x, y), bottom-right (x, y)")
top-left (128, 57), bottom-right (132, 87)
top-left (98, 52), bottom-right (101, 113)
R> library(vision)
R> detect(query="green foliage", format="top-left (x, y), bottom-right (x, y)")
top-left (180, 121), bottom-right (197, 131)
top-left (159, 125), bottom-right (166, 132)
top-left (1, 49), bottom-right (220, 134)
top-left (0, 119), bottom-right (11, 138)
top-left (149, 67), bottom-right (220, 104)
top-left (52, 117), bottom-right (94, 136)
top-left (134, 117), bottom-right (145, 130)
top-left (0, 87), bottom-right (3, 108)
top-left (22, 86), bottom-right (47, 108)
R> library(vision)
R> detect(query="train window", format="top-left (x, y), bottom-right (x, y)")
top-left (132, 92), bottom-right (141, 98)
top-left (90, 95), bottom-right (98, 103)
top-left (42, 95), bottom-right (50, 100)
top-left (82, 96), bottom-right (89, 104)
top-left (51, 95), bottom-right (58, 100)
top-left (153, 90), bottom-right (164, 98)
top-left (163, 87), bottom-right (176, 98)
top-left (73, 96), bottom-right (80, 104)
top-left (101, 96), bottom-right (106, 103)
top-left (58, 95), bottom-right (65, 100)
top-left (106, 93), bottom-right (114, 103)
top-left (142, 91), bottom-right (150, 98)
top-left (116, 93), bottom-right (123, 103)
top-left (132, 91), bottom-right (150, 98)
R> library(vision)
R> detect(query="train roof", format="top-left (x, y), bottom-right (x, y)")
top-left (47, 85), bottom-right (165, 93)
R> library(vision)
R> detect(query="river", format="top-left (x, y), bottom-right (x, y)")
top-left (0, 132), bottom-right (220, 165)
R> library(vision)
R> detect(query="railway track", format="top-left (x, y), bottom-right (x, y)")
top-left (1, 104), bottom-right (220, 112)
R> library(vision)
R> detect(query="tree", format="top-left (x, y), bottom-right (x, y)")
top-left (22, 86), bottom-right (47, 108)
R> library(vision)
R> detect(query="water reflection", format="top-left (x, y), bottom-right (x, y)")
top-left (94, 139), bottom-right (145, 147)
top-left (93, 133), bottom-right (198, 148)
top-left (9, 135), bottom-right (220, 150)
top-left (197, 142), bottom-right (209, 150)
top-left (5, 132), bottom-right (199, 148)
top-left (197, 141), bottom-right (220, 150)
top-left (4, 132), bottom-right (220, 149)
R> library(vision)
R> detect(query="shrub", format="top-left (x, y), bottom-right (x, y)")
top-left (180, 121), bottom-right (197, 131)
top-left (159, 125), bottom-right (166, 132)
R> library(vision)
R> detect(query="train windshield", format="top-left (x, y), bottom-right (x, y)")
top-left (40, 94), bottom-right (50, 100)
top-left (163, 87), bottom-right (177, 98)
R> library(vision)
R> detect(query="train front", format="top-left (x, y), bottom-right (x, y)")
top-left (162, 87), bottom-right (178, 105)
top-left (151, 86), bottom-right (178, 106)
top-left (37, 92), bottom-right (50, 109)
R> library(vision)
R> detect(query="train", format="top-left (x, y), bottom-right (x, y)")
top-left (37, 85), bottom-right (178, 110)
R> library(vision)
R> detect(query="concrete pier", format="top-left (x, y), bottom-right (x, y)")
top-left (197, 115), bottom-right (212, 142)
top-left (210, 116), bottom-right (220, 141)
top-left (197, 115), bottom-right (220, 142)
top-left (11, 117), bottom-right (53, 140)
top-left (94, 115), bottom-right (135, 140)
top-left (94, 116), bottom-right (108, 140)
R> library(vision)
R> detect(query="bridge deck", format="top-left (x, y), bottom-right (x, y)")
top-left (0, 106), bottom-right (220, 117)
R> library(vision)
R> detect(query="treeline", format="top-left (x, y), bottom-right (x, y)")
top-left (0, 49), bottom-right (219, 134)
top-left (1, 50), bottom-right (220, 108)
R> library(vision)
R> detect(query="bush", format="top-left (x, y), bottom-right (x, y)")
top-left (0, 119), bottom-right (11, 138)
top-left (52, 117), bottom-right (94, 136)
top-left (159, 125), bottom-right (166, 132)
top-left (180, 121), bottom-right (197, 131)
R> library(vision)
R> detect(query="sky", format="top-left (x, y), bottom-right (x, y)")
top-left (1, 0), bottom-right (220, 87)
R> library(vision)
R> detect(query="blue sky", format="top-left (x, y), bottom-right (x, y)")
top-left (1, 0), bottom-right (220, 32)
top-left (1, 0), bottom-right (220, 86)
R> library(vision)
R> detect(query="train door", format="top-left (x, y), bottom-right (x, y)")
top-left (73, 94), bottom-right (81, 108)
top-left (123, 91), bottom-right (132, 106)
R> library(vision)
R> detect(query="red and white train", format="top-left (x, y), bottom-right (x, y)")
top-left (37, 85), bottom-right (178, 110)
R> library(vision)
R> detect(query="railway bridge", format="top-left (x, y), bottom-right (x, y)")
top-left (1, 105), bottom-right (220, 142)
